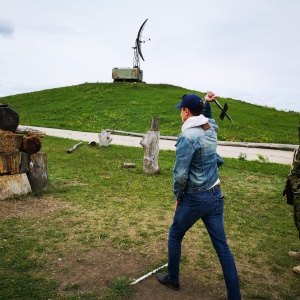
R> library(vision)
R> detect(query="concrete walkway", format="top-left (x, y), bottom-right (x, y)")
top-left (18, 125), bottom-right (297, 165)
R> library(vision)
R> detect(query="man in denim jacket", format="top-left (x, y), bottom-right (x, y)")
top-left (156, 92), bottom-right (241, 300)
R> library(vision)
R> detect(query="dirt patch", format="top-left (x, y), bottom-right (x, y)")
top-left (0, 195), bottom-right (69, 219)
top-left (47, 248), bottom-right (221, 299)
top-left (130, 276), bottom-right (221, 300)
top-left (48, 248), bottom-right (151, 292)
top-left (0, 196), bottom-right (222, 299)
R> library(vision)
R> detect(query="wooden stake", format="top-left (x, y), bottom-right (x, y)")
top-left (140, 117), bottom-right (160, 174)
top-left (27, 152), bottom-right (48, 193)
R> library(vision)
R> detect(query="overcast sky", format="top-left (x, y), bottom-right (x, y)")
top-left (0, 0), bottom-right (299, 112)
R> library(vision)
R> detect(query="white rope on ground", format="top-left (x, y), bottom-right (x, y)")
top-left (130, 263), bottom-right (168, 285)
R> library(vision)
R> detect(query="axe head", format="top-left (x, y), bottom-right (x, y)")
top-left (219, 102), bottom-right (229, 120)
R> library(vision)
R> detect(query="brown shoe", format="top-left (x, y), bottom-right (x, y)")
top-left (288, 251), bottom-right (300, 259)
top-left (292, 265), bottom-right (300, 275)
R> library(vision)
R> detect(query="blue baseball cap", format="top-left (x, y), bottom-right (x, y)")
top-left (174, 94), bottom-right (203, 110)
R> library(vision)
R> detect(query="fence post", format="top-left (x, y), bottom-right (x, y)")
top-left (140, 117), bottom-right (160, 174)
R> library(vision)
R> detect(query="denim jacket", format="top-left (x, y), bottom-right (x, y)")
top-left (173, 102), bottom-right (221, 201)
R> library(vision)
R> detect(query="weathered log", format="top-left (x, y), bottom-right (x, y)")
top-left (15, 127), bottom-right (45, 138)
top-left (121, 163), bottom-right (136, 168)
top-left (0, 173), bottom-right (32, 200)
top-left (0, 152), bottom-right (20, 175)
top-left (67, 142), bottom-right (83, 153)
top-left (99, 130), bottom-right (112, 146)
top-left (0, 130), bottom-right (23, 153)
top-left (105, 129), bottom-right (145, 138)
top-left (140, 117), bottom-right (160, 174)
top-left (20, 135), bottom-right (42, 154)
top-left (27, 152), bottom-right (48, 193)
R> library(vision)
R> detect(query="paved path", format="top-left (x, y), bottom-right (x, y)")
top-left (19, 125), bottom-right (296, 165)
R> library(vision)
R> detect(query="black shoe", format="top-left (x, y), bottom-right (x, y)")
top-left (156, 273), bottom-right (180, 290)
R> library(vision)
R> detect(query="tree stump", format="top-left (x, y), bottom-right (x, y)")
top-left (27, 152), bottom-right (48, 193)
top-left (99, 130), bottom-right (112, 147)
top-left (140, 117), bottom-right (160, 174)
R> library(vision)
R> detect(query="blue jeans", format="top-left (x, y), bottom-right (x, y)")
top-left (168, 187), bottom-right (241, 300)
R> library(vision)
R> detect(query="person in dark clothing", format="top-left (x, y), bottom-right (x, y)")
top-left (156, 92), bottom-right (241, 299)
top-left (284, 145), bottom-right (300, 274)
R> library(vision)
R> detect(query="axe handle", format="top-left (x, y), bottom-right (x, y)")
top-left (214, 99), bottom-right (223, 111)
top-left (214, 99), bottom-right (233, 122)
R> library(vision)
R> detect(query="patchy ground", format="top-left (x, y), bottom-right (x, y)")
top-left (130, 275), bottom-right (220, 300)
top-left (0, 196), bottom-right (65, 218)
top-left (0, 197), bottom-right (223, 299)
top-left (48, 248), bottom-right (220, 300)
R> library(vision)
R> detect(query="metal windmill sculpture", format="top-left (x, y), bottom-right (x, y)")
top-left (112, 19), bottom-right (150, 83)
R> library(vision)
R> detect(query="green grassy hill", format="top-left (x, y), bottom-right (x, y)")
top-left (1, 82), bottom-right (299, 144)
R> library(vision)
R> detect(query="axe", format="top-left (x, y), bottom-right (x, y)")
top-left (214, 99), bottom-right (233, 122)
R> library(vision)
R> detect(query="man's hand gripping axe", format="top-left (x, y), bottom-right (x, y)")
top-left (214, 99), bottom-right (233, 122)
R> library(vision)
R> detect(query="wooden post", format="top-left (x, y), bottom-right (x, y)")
top-left (27, 152), bottom-right (48, 194)
top-left (140, 117), bottom-right (160, 174)
top-left (151, 117), bottom-right (159, 131)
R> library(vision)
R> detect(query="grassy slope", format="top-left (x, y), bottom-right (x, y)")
top-left (1, 82), bottom-right (300, 144)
